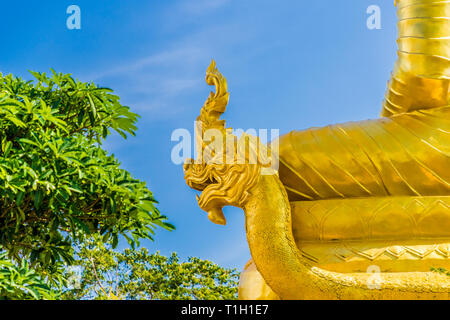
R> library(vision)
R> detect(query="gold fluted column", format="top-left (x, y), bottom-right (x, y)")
top-left (383, 0), bottom-right (450, 116)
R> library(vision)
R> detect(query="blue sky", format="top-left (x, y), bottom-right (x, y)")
top-left (0, 0), bottom-right (397, 269)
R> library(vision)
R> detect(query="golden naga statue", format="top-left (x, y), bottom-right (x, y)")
top-left (184, 0), bottom-right (450, 299)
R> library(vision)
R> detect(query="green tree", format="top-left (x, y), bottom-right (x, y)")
top-left (0, 70), bottom-right (174, 279)
top-left (62, 238), bottom-right (240, 300)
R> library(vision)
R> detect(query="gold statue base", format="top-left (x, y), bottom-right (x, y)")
top-left (240, 196), bottom-right (450, 300)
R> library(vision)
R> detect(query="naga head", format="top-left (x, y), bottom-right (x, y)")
top-left (184, 161), bottom-right (260, 225)
top-left (183, 61), bottom-right (275, 225)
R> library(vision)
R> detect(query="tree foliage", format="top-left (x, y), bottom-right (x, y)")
top-left (62, 238), bottom-right (239, 300)
top-left (0, 250), bottom-right (59, 300)
top-left (0, 70), bottom-right (237, 301)
top-left (0, 70), bottom-right (174, 271)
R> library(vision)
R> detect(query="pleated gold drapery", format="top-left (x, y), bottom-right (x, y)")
top-left (279, 0), bottom-right (450, 201)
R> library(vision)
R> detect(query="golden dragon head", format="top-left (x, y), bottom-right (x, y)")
top-left (184, 61), bottom-right (276, 225)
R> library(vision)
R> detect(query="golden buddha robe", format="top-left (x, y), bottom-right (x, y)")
top-left (279, 0), bottom-right (450, 201)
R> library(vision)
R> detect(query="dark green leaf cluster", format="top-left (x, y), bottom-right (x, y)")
top-left (0, 250), bottom-right (58, 300)
top-left (0, 70), bottom-right (174, 269)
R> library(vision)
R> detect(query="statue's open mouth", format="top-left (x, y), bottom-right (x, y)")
top-left (183, 160), bottom-right (228, 225)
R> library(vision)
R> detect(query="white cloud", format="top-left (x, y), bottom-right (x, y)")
top-left (79, 0), bottom-right (253, 120)
top-left (87, 45), bottom-right (206, 81)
